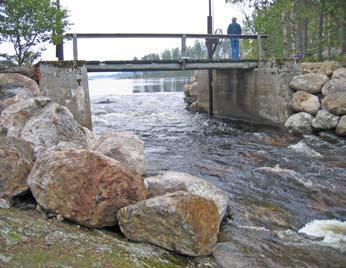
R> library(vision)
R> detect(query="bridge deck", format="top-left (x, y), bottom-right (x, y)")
top-left (86, 59), bottom-right (258, 72)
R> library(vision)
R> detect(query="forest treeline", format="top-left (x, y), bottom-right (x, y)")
top-left (227, 0), bottom-right (345, 60)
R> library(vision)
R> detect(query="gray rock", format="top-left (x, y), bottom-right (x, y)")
top-left (144, 171), bottom-right (230, 223)
top-left (93, 131), bottom-right (145, 175)
top-left (336, 116), bottom-right (346, 136)
top-left (322, 92), bottom-right (346, 115)
top-left (0, 73), bottom-right (40, 114)
top-left (332, 68), bottom-right (346, 79)
top-left (284, 112), bottom-right (313, 135)
top-left (0, 135), bottom-right (34, 204)
top-left (321, 78), bottom-right (346, 96)
top-left (289, 73), bottom-right (329, 94)
top-left (117, 191), bottom-right (220, 257)
top-left (288, 141), bottom-right (322, 158)
top-left (311, 110), bottom-right (339, 130)
top-left (0, 97), bottom-right (92, 156)
top-left (288, 91), bottom-right (321, 115)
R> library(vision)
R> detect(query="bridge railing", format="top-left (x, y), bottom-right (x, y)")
top-left (61, 33), bottom-right (268, 64)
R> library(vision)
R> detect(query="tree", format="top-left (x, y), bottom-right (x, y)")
top-left (0, 0), bottom-right (69, 65)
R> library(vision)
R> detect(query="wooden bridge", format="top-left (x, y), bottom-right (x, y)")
top-left (59, 33), bottom-right (268, 72)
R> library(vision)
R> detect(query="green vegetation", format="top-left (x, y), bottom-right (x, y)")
top-left (226, 0), bottom-right (346, 61)
top-left (0, 0), bottom-right (70, 66)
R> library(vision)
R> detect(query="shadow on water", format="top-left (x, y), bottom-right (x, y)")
top-left (90, 77), bottom-right (346, 267)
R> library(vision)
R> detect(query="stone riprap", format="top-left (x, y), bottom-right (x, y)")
top-left (28, 149), bottom-right (148, 228)
top-left (0, 97), bottom-right (93, 156)
top-left (288, 91), bottom-right (321, 115)
top-left (285, 64), bottom-right (346, 137)
top-left (144, 171), bottom-right (230, 223)
top-left (0, 73), bottom-right (40, 114)
top-left (289, 73), bottom-right (329, 94)
top-left (336, 116), bottom-right (346, 136)
top-left (0, 136), bottom-right (34, 206)
top-left (93, 131), bottom-right (145, 175)
top-left (117, 191), bottom-right (220, 257)
top-left (284, 112), bottom-right (313, 135)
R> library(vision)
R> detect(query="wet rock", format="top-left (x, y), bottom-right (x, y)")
top-left (311, 110), bottom-right (339, 130)
top-left (93, 131), bottom-right (145, 175)
top-left (288, 91), bottom-right (321, 115)
top-left (0, 136), bottom-right (34, 204)
top-left (322, 92), bottom-right (346, 115)
top-left (318, 131), bottom-right (340, 143)
top-left (0, 73), bottom-right (40, 114)
top-left (321, 78), bottom-right (346, 96)
top-left (288, 141), bottom-right (322, 158)
top-left (284, 112), bottom-right (313, 135)
top-left (0, 97), bottom-right (92, 156)
top-left (28, 149), bottom-right (148, 228)
top-left (144, 171), bottom-right (230, 223)
top-left (117, 191), bottom-right (220, 257)
top-left (289, 73), bottom-right (329, 94)
top-left (332, 67), bottom-right (346, 79)
top-left (336, 116), bottom-right (346, 136)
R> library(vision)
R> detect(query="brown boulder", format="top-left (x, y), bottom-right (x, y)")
top-left (289, 73), bottom-right (329, 94)
top-left (0, 136), bottom-right (34, 205)
top-left (117, 191), bottom-right (219, 257)
top-left (322, 93), bottom-right (346, 116)
top-left (0, 73), bottom-right (40, 114)
top-left (28, 149), bottom-right (148, 228)
top-left (288, 91), bottom-right (321, 115)
top-left (332, 68), bottom-right (346, 79)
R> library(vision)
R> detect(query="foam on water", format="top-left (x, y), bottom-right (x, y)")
top-left (299, 219), bottom-right (346, 252)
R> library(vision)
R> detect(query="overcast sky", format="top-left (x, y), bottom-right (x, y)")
top-left (1, 0), bottom-right (244, 61)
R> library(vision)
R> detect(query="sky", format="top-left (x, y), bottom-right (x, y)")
top-left (1, 0), bottom-right (245, 61)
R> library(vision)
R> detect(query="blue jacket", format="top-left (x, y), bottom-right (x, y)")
top-left (227, 22), bottom-right (242, 35)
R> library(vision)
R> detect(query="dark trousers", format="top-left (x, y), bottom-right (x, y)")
top-left (230, 39), bottom-right (240, 60)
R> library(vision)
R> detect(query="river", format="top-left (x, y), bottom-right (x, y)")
top-left (89, 75), bottom-right (346, 267)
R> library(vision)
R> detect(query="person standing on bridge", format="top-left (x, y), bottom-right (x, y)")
top-left (227, 17), bottom-right (242, 60)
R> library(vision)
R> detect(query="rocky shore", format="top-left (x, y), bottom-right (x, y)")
top-left (0, 66), bottom-right (229, 267)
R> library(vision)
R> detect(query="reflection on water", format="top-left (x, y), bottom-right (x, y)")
top-left (132, 78), bottom-right (191, 93)
top-left (89, 77), bottom-right (346, 267)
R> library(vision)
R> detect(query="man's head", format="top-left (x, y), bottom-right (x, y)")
top-left (232, 17), bottom-right (237, 23)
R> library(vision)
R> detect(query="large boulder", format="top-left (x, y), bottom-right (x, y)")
top-left (289, 73), bottom-right (329, 94)
top-left (332, 68), bottom-right (346, 79)
top-left (284, 112), bottom-right (313, 135)
top-left (0, 136), bottom-right (34, 206)
top-left (322, 93), bottom-right (346, 115)
top-left (311, 110), bottom-right (339, 130)
top-left (288, 91), bottom-right (321, 115)
top-left (0, 73), bottom-right (40, 114)
top-left (28, 149), bottom-right (148, 228)
top-left (336, 116), bottom-right (346, 136)
top-left (321, 78), bottom-right (346, 96)
top-left (93, 131), bottom-right (145, 175)
top-left (144, 171), bottom-right (229, 223)
top-left (301, 61), bottom-right (341, 76)
top-left (117, 191), bottom-right (219, 257)
top-left (0, 97), bottom-right (93, 156)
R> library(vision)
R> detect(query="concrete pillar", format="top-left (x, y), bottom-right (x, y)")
top-left (37, 61), bottom-right (92, 130)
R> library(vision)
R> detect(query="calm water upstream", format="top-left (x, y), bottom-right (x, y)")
top-left (89, 76), bottom-right (346, 267)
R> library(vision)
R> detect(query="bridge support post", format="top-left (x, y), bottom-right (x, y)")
top-left (257, 35), bottom-right (263, 65)
top-left (73, 34), bottom-right (78, 61)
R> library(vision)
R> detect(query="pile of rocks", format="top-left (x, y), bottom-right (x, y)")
top-left (0, 71), bottom-right (229, 257)
top-left (284, 63), bottom-right (346, 138)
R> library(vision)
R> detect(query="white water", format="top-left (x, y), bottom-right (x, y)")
top-left (299, 219), bottom-right (346, 252)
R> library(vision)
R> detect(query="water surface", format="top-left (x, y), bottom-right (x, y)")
top-left (89, 76), bottom-right (346, 267)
